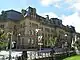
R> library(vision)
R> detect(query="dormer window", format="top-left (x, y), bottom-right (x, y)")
top-left (14, 25), bottom-right (17, 29)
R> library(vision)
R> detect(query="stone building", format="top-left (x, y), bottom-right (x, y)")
top-left (0, 6), bottom-right (76, 49)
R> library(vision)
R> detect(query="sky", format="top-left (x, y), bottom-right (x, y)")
top-left (0, 0), bottom-right (80, 33)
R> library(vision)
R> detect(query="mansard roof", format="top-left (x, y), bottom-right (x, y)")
top-left (0, 10), bottom-right (24, 21)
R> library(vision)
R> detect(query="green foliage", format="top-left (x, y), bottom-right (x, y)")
top-left (76, 41), bottom-right (80, 50)
top-left (0, 28), bottom-right (9, 49)
top-left (0, 28), bottom-right (9, 39)
top-left (73, 40), bottom-right (80, 50)
top-left (1, 11), bottom-right (7, 20)
top-left (0, 41), bottom-right (8, 49)
top-left (48, 37), bottom-right (57, 47)
top-left (21, 9), bottom-right (27, 16)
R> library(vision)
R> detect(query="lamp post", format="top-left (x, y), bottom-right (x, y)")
top-left (64, 34), bottom-right (68, 44)
top-left (64, 34), bottom-right (68, 56)
top-left (64, 34), bottom-right (68, 47)
top-left (16, 33), bottom-right (21, 49)
top-left (9, 32), bottom-right (13, 60)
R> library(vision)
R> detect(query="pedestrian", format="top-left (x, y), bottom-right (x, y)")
top-left (17, 56), bottom-right (21, 60)
top-left (50, 48), bottom-right (55, 60)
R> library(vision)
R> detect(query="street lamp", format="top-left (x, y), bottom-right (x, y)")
top-left (16, 33), bottom-right (21, 49)
top-left (64, 34), bottom-right (68, 56)
top-left (64, 34), bottom-right (68, 43)
top-left (8, 32), bottom-right (13, 60)
top-left (64, 34), bottom-right (68, 46)
top-left (62, 34), bottom-right (67, 48)
top-left (65, 34), bottom-right (67, 37)
top-left (18, 33), bottom-right (21, 36)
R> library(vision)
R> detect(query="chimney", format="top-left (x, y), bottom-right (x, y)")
top-left (46, 15), bottom-right (49, 21)
top-left (28, 6), bottom-right (36, 18)
top-left (28, 6), bottom-right (33, 14)
top-left (33, 8), bottom-right (36, 15)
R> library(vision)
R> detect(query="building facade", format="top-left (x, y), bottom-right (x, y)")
top-left (0, 6), bottom-right (77, 49)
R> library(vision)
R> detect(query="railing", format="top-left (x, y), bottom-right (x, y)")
top-left (27, 51), bottom-right (52, 60)
top-left (0, 50), bottom-right (76, 60)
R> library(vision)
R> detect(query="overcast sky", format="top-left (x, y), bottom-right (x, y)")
top-left (0, 0), bottom-right (80, 32)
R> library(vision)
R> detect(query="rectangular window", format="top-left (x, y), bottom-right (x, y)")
top-left (29, 30), bottom-right (34, 35)
top-left (31, 39), bottom-right (34, 45)
top-left (31, 23), bottom-right (38, 28)
top-left (45, 34), bottom-right (47, 37)
top-left (29, 22), bottom-right (31, 27)
top-left (28, 38), bottom-right (30, 44)
top-left (22, 38), bottom-right (24, 45)
top-left (14, 25), bottom-right (17, 29)
top-left (29, 30), bottom-right (32, 35)
top-left (51, 34), bottom-right (52, 37)
top-left (21, 24), bottom-right (23, 28)
top-left (39, 27), bottom-right (43, 31)
top-left (29, 38), bottom-right (35, 45)
top-left (0, 25), bottom-right (4, 28)
top-left (51, 29), bottom-right (54, 32)
top-left (20, 22), bottom-right (25, 28)
top-left (45, 28), bottom-right (50, 32)
top-left (48, 34), bottom-right (50, 37)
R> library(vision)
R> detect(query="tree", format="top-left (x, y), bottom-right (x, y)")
top-left (0, 41), bottom-right (8, 50)
top-left (73, 40), bottom-right (80, 50)
top-left (21, 9), bottom-right (27, 16)
top-left (0, 28), bottom-right (8, 40)
top-left (0, 28), bottom-right (8, 50)
top-left (48, 37), bottom-right (57, 47)
top-left (72, 37), bottom-right (80, 55)
top-left (1, 11), bottom-right (7, 20)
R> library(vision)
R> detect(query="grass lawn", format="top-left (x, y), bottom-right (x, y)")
top-left (63, 55), bottom-right (80, 60)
